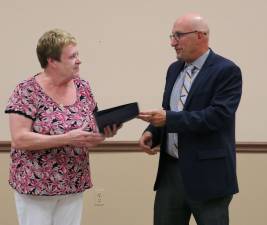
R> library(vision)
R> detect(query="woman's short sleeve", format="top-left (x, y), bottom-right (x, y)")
top-left (5, 81), bottom-right (37, 120)
top-left (81, 79), bottom-right (98, 112)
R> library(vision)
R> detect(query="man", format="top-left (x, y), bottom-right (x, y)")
top-left (138, 13), bottom-right (242, 225)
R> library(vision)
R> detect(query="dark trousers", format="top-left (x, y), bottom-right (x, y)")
top-left (154, 155), bottom-right (233, 225)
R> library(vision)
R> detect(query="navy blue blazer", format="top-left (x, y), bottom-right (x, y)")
top-left (146, 50), bottom-right (242, 201)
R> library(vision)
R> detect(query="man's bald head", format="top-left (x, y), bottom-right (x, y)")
top-left (174, 13), bottom-right (209, 36)
top-left (171, 13), bottom-right (210, 62)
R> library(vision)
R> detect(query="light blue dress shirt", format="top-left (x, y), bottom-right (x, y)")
top-left (167, 50), bottom-right (210, 158)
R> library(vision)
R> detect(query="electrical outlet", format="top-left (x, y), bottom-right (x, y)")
top-left (94, 188), bottom-right (104, 206)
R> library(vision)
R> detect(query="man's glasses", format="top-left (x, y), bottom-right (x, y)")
top-left (169, 31), bottom-right (206, 41)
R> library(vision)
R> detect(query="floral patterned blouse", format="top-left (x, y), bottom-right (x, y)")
top-left (5, 75), bottom-right (98, 195)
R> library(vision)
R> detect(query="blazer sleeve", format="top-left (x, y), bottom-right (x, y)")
top-left (166, 63), bottom-right (242, 133)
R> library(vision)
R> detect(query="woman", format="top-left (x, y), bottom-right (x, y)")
top-left (5, 29), bottom-right (118, 225)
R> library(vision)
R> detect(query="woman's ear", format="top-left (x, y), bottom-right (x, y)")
top-left (47, 57), bottom-right (58, 68)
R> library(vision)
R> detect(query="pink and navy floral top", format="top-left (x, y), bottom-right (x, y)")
top-left (5, 75), bottom-right (98, 195)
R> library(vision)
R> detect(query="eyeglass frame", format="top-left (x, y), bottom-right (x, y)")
top-left (169, 30), bottom-right (207, 41)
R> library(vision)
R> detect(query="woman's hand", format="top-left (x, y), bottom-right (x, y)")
top-left (102, 124), bottom-right (122, 138)
top-left (67, 128), bottom-right (105, 148)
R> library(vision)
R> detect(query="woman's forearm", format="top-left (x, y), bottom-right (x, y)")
top-left (11, 131), bottom-right (70, 151)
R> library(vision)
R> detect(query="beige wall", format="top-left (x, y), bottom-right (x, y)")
top-left (1, 152), bottom-right (267, 225)
top-left (1, 0), bottom-right (267, 141)
top-left (1, 0), bottom-right (267, 225)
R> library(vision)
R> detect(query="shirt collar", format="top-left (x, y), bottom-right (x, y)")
top-left (188, 49), bottom-right (210, 70)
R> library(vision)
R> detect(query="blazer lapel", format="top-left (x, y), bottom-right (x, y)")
top-left (184, 51), bottom-right (216, 108)
top-left (164, 62), bottom-right (184, 109)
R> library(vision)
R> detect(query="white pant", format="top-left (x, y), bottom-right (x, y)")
top-left (14, 192), bottom-right (83, 225)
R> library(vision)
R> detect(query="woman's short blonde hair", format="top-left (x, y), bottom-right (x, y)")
top-left (36, 29), bottom-right (77, 68)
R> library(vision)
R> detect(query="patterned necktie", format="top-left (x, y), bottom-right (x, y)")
top-left (178, 65), bottom-right (197, 110)
top-left (168, 64), bottom-right (198, 158)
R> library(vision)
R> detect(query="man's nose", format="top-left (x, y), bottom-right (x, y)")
top-left (170, 38), bottom-right (178, 47)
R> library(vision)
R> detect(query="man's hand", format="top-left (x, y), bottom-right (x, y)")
top-left (138, 109), bottom-right (166, 127)
top-left (139, 131), bottom-right (157, 155)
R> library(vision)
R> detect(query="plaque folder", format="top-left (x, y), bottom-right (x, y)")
top-left (94, 102), bottom-right (139, 133)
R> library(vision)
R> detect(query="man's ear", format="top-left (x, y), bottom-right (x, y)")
top-left (197, 32), bottom-right (202, 39)
top-left (197, 32), bottom-right (206, 40)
